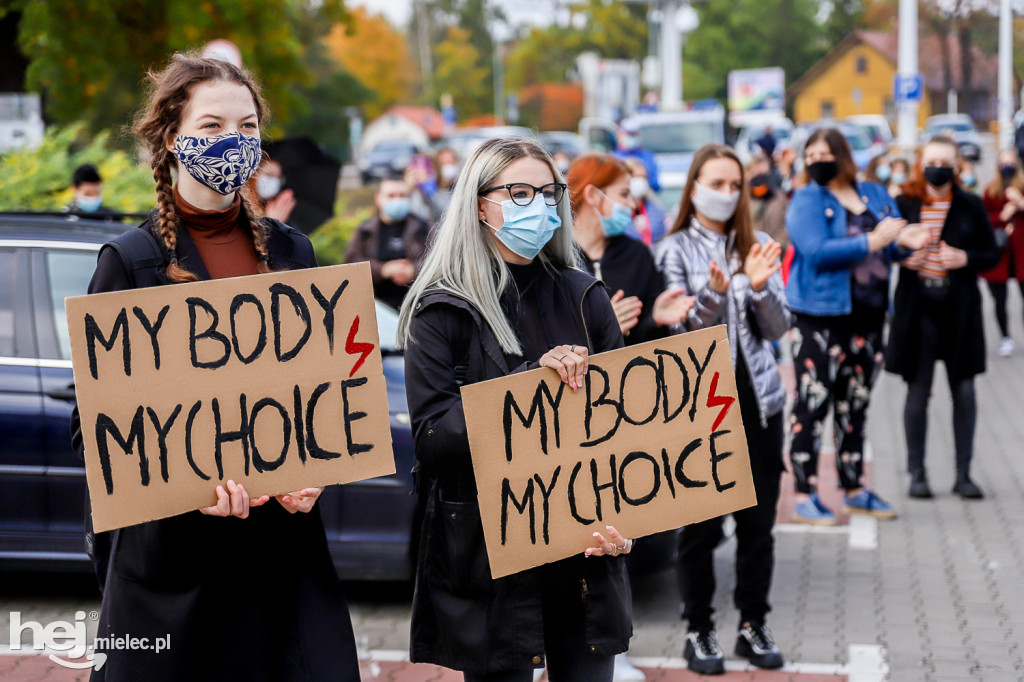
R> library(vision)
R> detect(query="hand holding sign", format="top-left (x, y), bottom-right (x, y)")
top-left (538, 344), bottom-right (589, 392)
top-left (461, 325), bottom-right (756, 578)
top-left (276, 486), bottom-right (324, 514)
top-left (199, 479), bottom-right (269, 519)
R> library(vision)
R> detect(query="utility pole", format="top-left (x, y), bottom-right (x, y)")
top-left (415, 0), bottom-right (433, 92)
top-left (896, 0), bottom-right (919, 151)
top-left (998, 0), bottom-right (1014, 151)
top-left (660, 0), bottom-right (682, 108)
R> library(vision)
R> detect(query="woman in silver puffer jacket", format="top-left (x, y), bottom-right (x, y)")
top-left (654, 143), bottom-right (791, 676)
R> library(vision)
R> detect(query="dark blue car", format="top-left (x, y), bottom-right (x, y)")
top-left (0, 215), bottom-right (419, 580)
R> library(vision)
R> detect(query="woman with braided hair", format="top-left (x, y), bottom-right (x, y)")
top-left (70, 53), bottom-right (360, 681)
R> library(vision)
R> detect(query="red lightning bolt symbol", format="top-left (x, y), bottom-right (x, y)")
top-left (345, 315), bottom-right (375, 378)
top-left (706, 371), bottom-right (735, 432)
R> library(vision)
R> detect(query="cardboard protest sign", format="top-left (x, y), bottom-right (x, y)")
top-left (461, 325), bottom-right (755, 578)
top-left (67, 262), bottom-right (395, 532)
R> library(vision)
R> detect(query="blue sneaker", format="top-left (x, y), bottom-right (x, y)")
top-left (844, 489), bottom-right (897, 519)
top-left (793, 493), bottom-right (837, 525)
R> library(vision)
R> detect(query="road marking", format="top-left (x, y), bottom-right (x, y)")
top-left (848, 514), bottom-right (879, 549)
top-left (775, 516), bottom-right (878, 550)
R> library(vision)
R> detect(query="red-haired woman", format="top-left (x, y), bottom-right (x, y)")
top-left (980, 149), bottom-right (1024, 356)
top-left (655, 144), bottom-right (790, 675)
top-left (567, 152), bottom-right (693, 343)
top-left (70, 54), bottom-right (360, 680)
top-left (887, 136), bottom-right (1000, 499)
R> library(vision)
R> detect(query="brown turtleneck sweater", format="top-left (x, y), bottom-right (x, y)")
top-left (175, 187), bottom-right (261, 280)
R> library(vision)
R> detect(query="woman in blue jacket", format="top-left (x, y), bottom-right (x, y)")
top-left (786, 128), bottom-right (928, 524)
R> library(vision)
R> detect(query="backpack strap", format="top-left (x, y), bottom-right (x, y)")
top-left (103, 223), bottom-right (166, 289)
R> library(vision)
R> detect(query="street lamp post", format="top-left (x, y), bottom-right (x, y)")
top-left (998, 0), bottom-right (1014, 151)
top-left (896, 0), bottom-right (919, 151)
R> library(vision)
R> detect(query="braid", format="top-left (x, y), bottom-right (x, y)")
top-left (240, 194), bottom-right (273, 274)
top-left (152, 149), bottom-right (199, 283)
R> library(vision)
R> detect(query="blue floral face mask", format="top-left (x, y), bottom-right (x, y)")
top-left (482, 195), bottom-right (562, 260)
top-left (173, 132), bottom-right (263, 195)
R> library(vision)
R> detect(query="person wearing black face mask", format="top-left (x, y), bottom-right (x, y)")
top-left (785, 128), bottom-right (930, 526)
top-left (980, 150), bottom-right (1024, 357)
top-left (886, 136), bottom-right (1000, 500)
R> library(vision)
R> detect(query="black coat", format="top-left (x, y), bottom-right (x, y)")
top-left (403, 265), bottom-right (631, 674)
top-left (887, 187), bottom-right (1000, 382)
top-left (580, 234), bottom-right (668, 346)
top-left (71, 216), bottom-right (360, 682)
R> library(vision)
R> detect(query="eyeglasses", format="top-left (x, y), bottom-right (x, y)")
top-left (479, 182), bottom-right (567, 207)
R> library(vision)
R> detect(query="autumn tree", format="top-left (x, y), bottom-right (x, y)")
top-left (7, 0), bottom-right (348, 135)
top-left (431, 25), bottom-right (491, 118)
top-left (326, 7), bottom-right (417, 120)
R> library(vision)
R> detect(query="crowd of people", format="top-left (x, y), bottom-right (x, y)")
top-left (76, 53), bottom-right (1006, 681)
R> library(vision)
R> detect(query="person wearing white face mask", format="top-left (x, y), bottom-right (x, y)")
top-left (255, 157), bottom-right (296, 224)
top-left (621, 156), bottom-right (668, 246)
top-left (568, 153), bottom-right (693, 346)
top-left (346, 175), bottom-right (430, 310)
top-left (655, 144), bottom-right (791, 675)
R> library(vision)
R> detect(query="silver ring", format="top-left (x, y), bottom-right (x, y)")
top-left (570, 345), bottom-right (577, 353)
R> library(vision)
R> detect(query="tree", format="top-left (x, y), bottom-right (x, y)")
top-left (325, 7), bottom-right (417, 120)
top-left (824, 0), bottom-right (865, 46)
top-left (504, 0), bottom-right (647, 93)
top-left (518, 83), bottom-right (584, 131)
top-left (8, 0), bottom-right (348, 136)
top-left (431, 25), bottom-right (491, 118)
top-left (681, 0), bottom-right (827, 101)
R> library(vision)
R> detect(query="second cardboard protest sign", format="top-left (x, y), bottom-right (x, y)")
top-left (462, 325), bottom-right (756, 578)
top-left (67, 261), bottom-right (395, 532)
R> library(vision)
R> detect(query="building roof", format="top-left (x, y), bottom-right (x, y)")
top-left (387, 106), bottom-right (445, 139)
top-left (788, 29), bottom-right (1004, 99)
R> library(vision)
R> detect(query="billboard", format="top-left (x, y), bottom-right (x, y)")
top-left (728, 67), bottom-right (785, 127)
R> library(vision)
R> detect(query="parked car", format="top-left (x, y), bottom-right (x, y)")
top-left (844, 114), bottom-right (894, 148)
top-left (634, 105), bottom-right (727, 190)
top-left (357, 138), bottom-right (418, 185)
top-left (539, 131), bottom-right (588, 159)
top-left (0, 214), bottom-right (418, 581)
top-left (922, 113), bottom-right (982, 161)
top-left (734, 118), bottom-right (794, 165)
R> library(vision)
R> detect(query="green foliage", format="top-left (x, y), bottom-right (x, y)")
top-left (0, 123), bottom-right (154, 212)
top-left (310, 188), bottom-right (376, 266)
top-left (431, 26), bottom-right (492, 118)
top-left (10, 0), bottom-right (350, 137)
top-left (505, 1), bottom-right (648, 93)
top-left (682, 0), bottom-right (828, 101)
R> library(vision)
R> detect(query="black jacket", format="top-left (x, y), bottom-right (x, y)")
top-left (344, 213), bottom-right (430, 309)
top-left (72, 216), bottom-right (360, 682)
top-left (887, 187), bottom-right (1000, 382)
top-left (403, 265), bottom-right (631, 673)
top-left (580, 234), bottom-right (668, 346)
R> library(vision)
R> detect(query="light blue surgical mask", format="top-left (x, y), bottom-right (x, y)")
top-left (77, 195), bottom-right (103, 213)
top-left (483, 195), bottom-right (562, 260)
top-left (382, 198), bottom-right (411, 222)
top-left (595, 189), bottom-right (633, 237)
top-left (876, 164), bottom-right (891, 182)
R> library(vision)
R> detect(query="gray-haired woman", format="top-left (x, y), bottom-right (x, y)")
top-left (398, 138), bottom-right (633, 681)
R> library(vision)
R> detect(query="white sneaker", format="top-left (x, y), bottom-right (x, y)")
top-left (1000, 337), bottom-right (1015, 357)
top-left (613, 653), bottom-right (646, 681)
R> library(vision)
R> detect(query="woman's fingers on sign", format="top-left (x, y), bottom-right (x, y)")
top-left (541, 345), bottom-right (589, 392)
top-left (584, 526), bottom-right (631, 557)
top-left (277, 487), bottom-right (324, 514)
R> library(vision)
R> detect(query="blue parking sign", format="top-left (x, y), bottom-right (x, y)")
top-left (893, 73), bottom-right (924, 102)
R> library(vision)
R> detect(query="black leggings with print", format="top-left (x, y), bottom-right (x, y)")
top-left (789, 310), bottom-right (886, 494)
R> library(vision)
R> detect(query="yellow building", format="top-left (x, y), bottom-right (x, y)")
top-left (788, 30), bottom-right (1006, 133)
